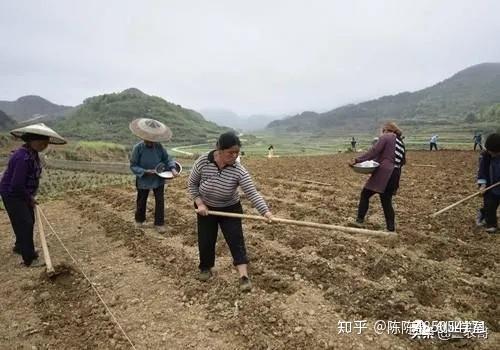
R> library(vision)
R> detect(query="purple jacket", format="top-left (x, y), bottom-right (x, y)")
top-left (0, 145), bottom-right (42, 203)
top-left (355, 133), bottom-right (401, 193)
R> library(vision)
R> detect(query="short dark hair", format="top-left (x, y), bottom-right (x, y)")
top-left (216, 132), bottom-right (241, 150)
top-left (485, 133), bottom-right (500, 153)
top-left (20, 133), bottom-right (50, 142)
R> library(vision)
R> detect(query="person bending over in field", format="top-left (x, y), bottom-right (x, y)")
top-left (429, 134), bottom-right (438, 151)
top-left (473, 133), bottom-right (483, 151)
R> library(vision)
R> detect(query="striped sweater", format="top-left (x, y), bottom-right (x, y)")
top-left (188, 151), bottom-right (269, 215)
top-left (394, 137), bottom-right (405, 168)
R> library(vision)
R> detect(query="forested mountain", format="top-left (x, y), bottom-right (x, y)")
top-left (268, 63), bottom-right (500, 132)
top-left (50, 88), bottom-right (227, 144)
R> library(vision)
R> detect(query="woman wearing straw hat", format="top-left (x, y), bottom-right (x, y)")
top-left (0, 123), bottom-right (66, 267)
top-left (129, 118), bottom-right (178, 234)
top-left (349, 122), bottom-right (406, 232)
top-left (188, 132), bottom-right (273, 292)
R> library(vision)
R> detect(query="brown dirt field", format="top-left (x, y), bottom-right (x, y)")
top-left (0, 150), bottom-right (498, 349)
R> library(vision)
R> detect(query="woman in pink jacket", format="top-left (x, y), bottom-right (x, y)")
top-left (349, 122), bottom-right (405, 232)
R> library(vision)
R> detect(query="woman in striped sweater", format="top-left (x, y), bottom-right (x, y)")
top-left (188, 132), bottom-right (273, 292)
top-left (349, 122), bottom-right (406, 232)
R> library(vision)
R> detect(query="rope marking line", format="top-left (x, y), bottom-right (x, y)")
top-left (38, 207), bottom-right (137, 350)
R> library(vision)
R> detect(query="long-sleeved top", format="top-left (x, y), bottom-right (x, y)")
top-left (130, 142), bottom-right (176, 189)
top-left (355, 133), bottom-right (405, 193)
top-left (477, 151), bottom-right (500, 196)
top-left (0, 145), bottom-right (42, 203)
top-left (188, 150), bottom-right (269, 215)
top-left (394, 137), bottom-right (405, 168)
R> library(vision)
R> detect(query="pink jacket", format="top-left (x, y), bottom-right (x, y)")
top-left (355, 133), bottom-right (400, 193)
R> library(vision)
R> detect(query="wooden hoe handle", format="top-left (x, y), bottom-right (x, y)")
top-left (206, 210), bottom-right (394, 237)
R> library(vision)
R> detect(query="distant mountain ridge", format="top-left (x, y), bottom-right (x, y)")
top-left (268, 62), bottom-right (500, 132)
top-left (0, 95), bottom-right (73, 122)
top-left (0, 110), bottom-right (16, 130)
top-left (199, 108), bottom-right (284, 131)
top-left (49, 88), bottom-right (228, 144)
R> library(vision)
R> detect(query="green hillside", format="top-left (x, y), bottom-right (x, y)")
top-left (480, 102), bottom-right (500, 123)
top-left (268, 63), bottom-right (500, 133)
top-left (49, 88), bottom-right (228, 144)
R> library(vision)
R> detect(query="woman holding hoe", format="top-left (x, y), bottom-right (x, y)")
top-left (188, 132), bottom-right (273, 292)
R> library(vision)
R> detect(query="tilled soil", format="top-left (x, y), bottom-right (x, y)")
top-left (0, 151), bottom-right (498, 349)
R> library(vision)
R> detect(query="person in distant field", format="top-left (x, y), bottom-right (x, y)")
top-left (267, 145), bottom-right (274, 158)
top-left (188, 132), bottom-right (274, 292)
top-left (351, 137), bottom-right (357, 152)
top-left (129, 118), bottom-right (179, 234)
top-left (429, 135), bottom-right (439, 151)
top-left (349, 122), bottom-right (406, 232)
top-left (476, 133), bottom-right (500, 234)
top-left (473, 133), bottom-right (483, 151)
top-left (0, 124), bottom-right (66, 267)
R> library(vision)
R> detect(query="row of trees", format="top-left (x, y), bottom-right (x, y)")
top-left (464, 103), bottom-right (500, 123)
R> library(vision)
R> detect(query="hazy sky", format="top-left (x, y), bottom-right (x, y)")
top-left (1, 0), bottom-right (499, 115)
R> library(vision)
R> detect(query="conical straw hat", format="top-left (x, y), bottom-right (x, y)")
top-left (129, 118), bottom-right (172, 142)
top-left (10, 123), bottom-right (67, 144)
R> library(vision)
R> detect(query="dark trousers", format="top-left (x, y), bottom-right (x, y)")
top-left (135, 185), bottom-right (165, 226)
top-left (197, 202), bottom-right (248, 270)
top-left (430, 142), bottom-right (438, 151)
top-left (357, 168), bottom-right (401, 231)
top-left (474, 142), bottom-right (483, 151)
top-left (484, 192), bottom-right (500, 228)
top-left (1, 195), bottom-right (38, 265)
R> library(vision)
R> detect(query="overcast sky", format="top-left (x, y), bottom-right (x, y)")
top-left (1, 0), bottom-right (499, 116)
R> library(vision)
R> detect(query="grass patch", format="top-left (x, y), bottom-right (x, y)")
top-left (76, 141), bottom-right (126, 151)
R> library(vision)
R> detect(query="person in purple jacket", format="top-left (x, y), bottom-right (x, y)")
top-left (349, 122), bottom-right (406, 232)
top-left (0, 124), bottom-right (66, 267)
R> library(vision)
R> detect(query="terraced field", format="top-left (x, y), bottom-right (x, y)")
top-left (0, 151), bottom-right (498, 349)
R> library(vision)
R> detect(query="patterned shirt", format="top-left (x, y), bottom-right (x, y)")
top-left (188, 151), bottom-right (269, 214)
top-left (394, 137), bottom-right (406, 168)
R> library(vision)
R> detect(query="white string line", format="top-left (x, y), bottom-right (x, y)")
top-left (38, 207), bottom-right (137, 350)
top-left (372, 247), bottom-right (390, 267)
